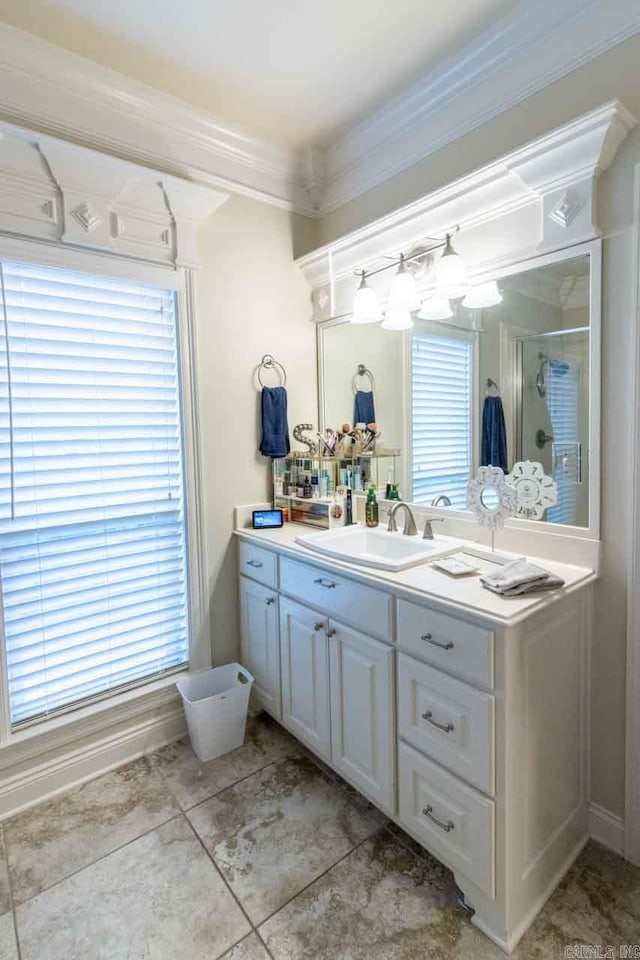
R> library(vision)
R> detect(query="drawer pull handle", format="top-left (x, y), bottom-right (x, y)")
top-left (326, 627), bottom-right (336, 638)
top-left (422, 805), bottom-right (455, 833)
top-left (313, 577), bottom-right (336, 589)
top-left (266, 597), bottom-right (276, 606)
top-left (314, 622), bottom-right (325, 632)
top-left (422, 710), bottom-right (455, 733)
top-left (247, 559), bottom-right (263, 568)
top-left (422, 633), bottom-right (454, 651)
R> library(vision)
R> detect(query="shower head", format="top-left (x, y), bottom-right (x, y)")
top-left (535, 354), bottom-right (570, 397)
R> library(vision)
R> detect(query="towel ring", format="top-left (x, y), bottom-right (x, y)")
top-left (257, 354), bottom-right (287, 388)
top-left (486, 377), bottom-right (500, 395)
top-left (352, 363), bottom-right (375, 395)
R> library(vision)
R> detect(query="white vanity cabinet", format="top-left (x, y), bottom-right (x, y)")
top-left (236, 530), bottom-right (592, 953)
top-left (239, 576), bottom-right (281, 717)
top-left (279, 596), bottom-right (331, 760)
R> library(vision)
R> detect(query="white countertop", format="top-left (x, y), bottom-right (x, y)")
top-left (234, 522), bottom-right (596, 628)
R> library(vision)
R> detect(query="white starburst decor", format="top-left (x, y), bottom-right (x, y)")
top-left (466, 465), bottom-right (517, 532)
top-left (506, 460), bottom-right (558, 520)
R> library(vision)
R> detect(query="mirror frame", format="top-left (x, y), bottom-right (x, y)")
top-left (316, 238), bottom-right (602, 540)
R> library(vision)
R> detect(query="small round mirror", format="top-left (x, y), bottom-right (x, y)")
top-left (480, 485), bottom-right (501, 512)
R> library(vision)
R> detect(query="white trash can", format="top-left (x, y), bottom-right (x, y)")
top-left (176, 664), bottom-right (254, 762)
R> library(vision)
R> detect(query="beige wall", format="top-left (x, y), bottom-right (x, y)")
top-left (195, 199), bottom-right (316, 665)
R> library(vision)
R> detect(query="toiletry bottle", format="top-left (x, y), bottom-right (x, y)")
top-left (345, 488), bottom-right (353, 526)
top-left (311, 471), bottom-right (319, 499)
top-left (365, 485), bottom-right (379, 528)
top-left (385, 468), bottom-right (393, 499)
top-left (303, 474), bottom-right (312, 499)
top-left (389, 483), bottom-right (400, 501)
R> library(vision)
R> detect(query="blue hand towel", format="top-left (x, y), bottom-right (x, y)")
top-left (260, 386), bottom-right (290, 458)
top-left (481, 395), bottom-right (508, 473)
top-left (354, 390), bottom-right (376, 425)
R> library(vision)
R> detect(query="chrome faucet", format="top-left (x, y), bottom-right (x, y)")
top-left (423, 517), bottom-right (445, 540)
top-left (431, 494), bottom-right (452, 507)
top-left (387, 501), bottom-right (418, 536)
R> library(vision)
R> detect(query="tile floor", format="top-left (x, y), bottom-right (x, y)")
top-left (0, 712), bottom-right (638, 960)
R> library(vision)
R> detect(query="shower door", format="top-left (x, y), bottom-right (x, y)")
top-left (517, 330), bottom-right (589, 526)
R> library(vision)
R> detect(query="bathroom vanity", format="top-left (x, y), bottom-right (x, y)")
top-left (235, 522), bottom-right (595, 952)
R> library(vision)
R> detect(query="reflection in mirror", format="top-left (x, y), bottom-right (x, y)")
top-left (320, 250), bottom-right (592, 528)
top-left (480, 486), bottom-right (501, 512)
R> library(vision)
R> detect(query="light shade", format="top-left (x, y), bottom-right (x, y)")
top-left (418, 297), bottom-right (453, 321)
top-left (388, 256), bottom-right (420, 312)
top-left (435, 234), bottom-right (469, 299)
top-left (352, 275), bottom-right (382, 324)
top-left (382, 310), bottom-right (414, 331)
top-left (462, 280), bottom-right (502, 309)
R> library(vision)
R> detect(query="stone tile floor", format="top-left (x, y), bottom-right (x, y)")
top-left (0, 712), bottom-right (638, 959)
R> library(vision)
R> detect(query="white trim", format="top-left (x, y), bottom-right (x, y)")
top-left (625, 162), bottom-right (640, 868)
top-left (320, 0), bottom-right (640, 214)
top-left (0, 23), bottom-right (311, 216)
top-left (0, 693), bottom-right (185, 820)
top-left (588, 802), bottom-right (626, 856)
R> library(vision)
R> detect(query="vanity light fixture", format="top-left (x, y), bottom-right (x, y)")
top-left (434, 233), bottom-right (469, 300)
top-left (381, 310), bottom-right (414, 331)
top-left (352, 272), bottom-right (383, 324)
top-left (388, 255), bottom-right (421, 312)
top-left (462, 280), bottom-right (503, 309)
top-left (417, 297), bottom-right (454, 321)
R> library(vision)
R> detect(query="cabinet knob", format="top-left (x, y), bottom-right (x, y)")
top-left (326, 627), bottom-right (337, 638)
top-left (314, 622), bottom-right (325, 632)
top-left (265, 597), bottom-right (276, 605)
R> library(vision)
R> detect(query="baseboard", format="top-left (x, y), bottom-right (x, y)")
top-left (0, 703), bottom-right (186, 820)
top-left (588, 802), bottom-right (625, 855)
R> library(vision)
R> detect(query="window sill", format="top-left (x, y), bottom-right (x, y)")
top-left (0, 670), bottom-right (187, 767)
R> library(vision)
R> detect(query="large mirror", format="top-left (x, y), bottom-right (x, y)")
top-left (318, 244), bottom-right (599, 531)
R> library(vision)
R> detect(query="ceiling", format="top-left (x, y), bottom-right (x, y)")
top-left (0, 0), bottom-right (515, 148)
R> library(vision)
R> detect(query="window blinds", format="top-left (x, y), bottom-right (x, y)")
top-left (546, 362), bottom-right (579, 525)
top-left (411, 331), bottom-right (473, 507)
top-left (0, 259), bottom-right (189, 727)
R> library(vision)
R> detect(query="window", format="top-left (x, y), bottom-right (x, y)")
top-left (0, 258), bottom-right (190, 727)
top-left (546, 360), bottom-right (580, 525)
top-left (410, 329), bottom-right (473, 507)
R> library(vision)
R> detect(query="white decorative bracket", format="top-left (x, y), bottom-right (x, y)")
top-left (0, 122), bottom-right (229, 268)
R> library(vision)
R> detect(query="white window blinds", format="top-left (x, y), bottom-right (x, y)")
top-left (546, 361), bottom-right (579, 525)
top-left (411, 330), bottom-right (473, 507)
top-left (0, 258), bottom-right (189, 727)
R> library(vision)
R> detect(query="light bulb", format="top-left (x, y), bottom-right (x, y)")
top-left (388, 255), bottom-right (420, 312)
top-left (352, 274), bottom-right (382, 324)
top-left (435, 234), bottom-right (469, 299)
top-left (382, 310), bottom-right (413, 331)
top-left (417, 297), bottom-right (453, 321)
top-left (462, 280), bottom-right (502, 309)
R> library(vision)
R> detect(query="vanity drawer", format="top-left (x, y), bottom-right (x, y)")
top-left (397, 599), bottom-right (494, 688)
top-left (279, 556), bottom-right (392, 641)
top-left (398, 741), bottom-right (495, 898)
top-left (398, 654), bottom-right (494, 795)
top-left (238, 541), bottom-right (277, 588)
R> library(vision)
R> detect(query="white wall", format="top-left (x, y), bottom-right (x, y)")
top-left (195, 198), bottom-right (316, 665)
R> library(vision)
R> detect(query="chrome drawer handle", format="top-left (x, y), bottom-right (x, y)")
top-left (422, 805), bottom-right (455, 833)
top-left (314, 622), bottom-right (325, 632)
top-left (247, 559), bottom-right (263, 568)
top-left (313, 577), bottom-right (336, 589)
top-left (265, 597), bottom-right (276, 605)
top-left (421, 633), bottom-right (454, 650)
top-left (421, 710), bottom-right (455, 733)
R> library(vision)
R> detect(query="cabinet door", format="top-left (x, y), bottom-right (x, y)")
top-left (329, 622), bottom-right (395, 812)
top-left (279, 597), bottom-right (331, 760)
top-left (239, 576), bottom-right (281, 718)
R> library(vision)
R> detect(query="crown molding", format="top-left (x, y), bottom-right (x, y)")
top-left (0, 23), bottom-right (315, 216)
top-left (0, 120), bottom-right (230, 268)
top-left (297, 101), bottom-right (635, 321)
top-left (317, 0), bottom-right (640, 216)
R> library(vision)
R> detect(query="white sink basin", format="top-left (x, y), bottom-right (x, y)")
top-left (295, 524), bottom-right (461, 572)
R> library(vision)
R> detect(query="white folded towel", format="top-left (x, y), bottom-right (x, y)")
top-left (480, 559), bottom-right (565, 597)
